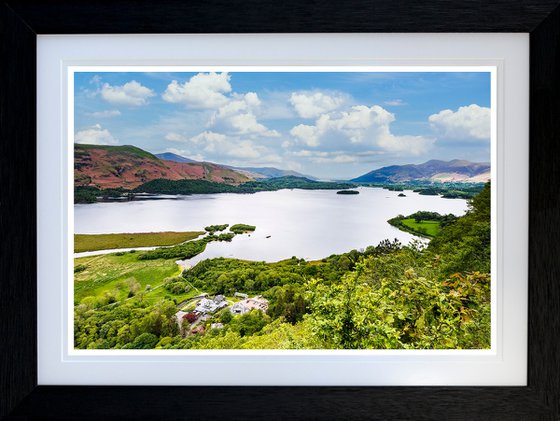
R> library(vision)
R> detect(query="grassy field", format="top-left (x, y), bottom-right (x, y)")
top-left (74, 231), bottom-right (204, 252)
top-left (74, 252), bottom-right (182, 304)
top-left (400, 218), bottom-right (441, 237)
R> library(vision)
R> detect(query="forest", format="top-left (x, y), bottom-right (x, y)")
top-left (74, 183), bottom-right (491, 350)
top-left (74, 176), bottom-right (355, 203)
top-left (362, 181), bottom-right (486, 199)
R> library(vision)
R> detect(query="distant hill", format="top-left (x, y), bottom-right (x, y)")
top-left (135, 175), bottom-right (353, 195)
top-left (156, 151), bottom-right (315, 180)
top-left (155, 152), bottom-right (199, 163)
top-left (235, 166), bottom-right (317, 180)
top-left (351, 159), bottom-right (490, 183)
top-left (74, 144), bottom-right (251, 189)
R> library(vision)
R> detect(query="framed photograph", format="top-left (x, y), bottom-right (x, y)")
top-left (39, 36), bottom-right (524, 387)
top-left (2, 1), bottom-right (559, 419)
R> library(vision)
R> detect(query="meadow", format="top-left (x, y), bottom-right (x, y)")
top-left (74, 231), bottom-right (204, 252)
top-left (74, 253), bottom-right (181, 304)
top-left (400, 218), bottom-right (441, 237)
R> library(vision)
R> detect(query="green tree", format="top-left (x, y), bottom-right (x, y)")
top-left (229, 310), bottom-right (270, 337)
top-left (306, 257), bottom-right (490, 349)
top-left (220, 309), bottom-right (233, 324)
top-left (429, 183), bottom-right (491, 273)
top-left (131, 333), bottom-right (159, 349)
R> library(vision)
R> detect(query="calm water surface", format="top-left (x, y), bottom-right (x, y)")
top-left (74, 187), bottom-right (468, 262)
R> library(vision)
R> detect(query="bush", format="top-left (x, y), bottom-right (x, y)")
top-left (220, 310), bottom-right (233, 324)
top-left (138, 239), bottom-right (207, 260)
top-left (216, 233), bottom-right (235, 242)
top-left (205, 224), bottom-right (229, 233)
top-left (74, 264), bottom-right (87, 273)
top-left (230, 224), bottom-right (256, 234)
top-left (229, 310), bottom-right (270, 337)
top-left (131, 333), bottom-right (159, 349)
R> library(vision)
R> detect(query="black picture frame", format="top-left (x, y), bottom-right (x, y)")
top-left (1, 1), bottom-right (559, 419)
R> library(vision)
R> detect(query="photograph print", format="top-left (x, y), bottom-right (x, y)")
top-left (73, 69), bottom-right (492, 350)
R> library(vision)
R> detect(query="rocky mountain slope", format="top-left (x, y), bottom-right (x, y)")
top-left (74, 144), bottom-right (251, 189)
top-left (351, 159), bottom-right (490, 183)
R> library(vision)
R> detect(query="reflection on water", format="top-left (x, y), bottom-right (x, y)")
top-left (74, 187), bottom-right (468, 262)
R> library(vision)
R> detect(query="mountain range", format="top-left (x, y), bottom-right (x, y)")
top-left (74, 144), bottom-right (250, 189)
top-left (155, 151), bottom-right (313, 180)
top-left (229, 166), bottom-right (317, 180)
top-left (74, 144), bottom-right (489, 190)
top-left (350, 159), bottom-right (490, 183)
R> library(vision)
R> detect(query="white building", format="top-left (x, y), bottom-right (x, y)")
top-left (230, 302), bottom-right (248, 315)
top-left (230, 296), bottom-right (269, 315)
top-left (195, 298), bottom-right (228, 314)
top-left (245, 296), bottom-right (269, 312)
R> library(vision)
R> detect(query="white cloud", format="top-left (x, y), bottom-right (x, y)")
top-left (228, 140), bottom-right (261, 159)
top-left (384, 99), bottom-right (406, 106)
top-left (75, 124), bottom-right (118, 145)
top-left (100, 81), bottom-right (155, 106)
top-left (289, 104), bottom-right (433, 155)
top-left (259, 91), bottom-right (297, 120)
top-left (290, 105), bottom-right (388, 146)
top-left (164, 130), bottom-right (229, 155)
top-left (210, 92), bottom-right (279, 137)
top-left (89, 75), bottom-right (102, 85)
top-left (377, 134), bottom-right (434, 155)
top-left (190, 153), bottom-right (205, 162)
top-left (290, 150), bottom-right (358, 164)
top-left (189, 131), bottom-right (227, 152)
top-left (317, 154), bottom-right (356, 164)
top-left (184, 130), bottom-right (280, 162)
top-left (214, 92), bottom-right (260, 119)
top-left (86, 110), bottom-right (121, 118)
top-left (290, 91), bottom-right (347, 118)
top-left (429, 104), bottom-right (490, 141)
top-left (161, 74), bottom-right (278, 138)
top-left (293, 150), bottom-right (363, 159)
top-left (259, 153), bottom-right (283, 164)
top-left (230, 113), bottom-right (266, 134)
top-left (163, 130), bottom-right (267, 162)
top-left (166, 130), bottom-right (229, 154)
top-left (162, 72), bottom-right (232, 108)
top-left (290, 124), bottom-right (320, 147)
top-left (319, 105), bottom-right (395, 144)
top-left (165, 132), bottom-right (191, 143)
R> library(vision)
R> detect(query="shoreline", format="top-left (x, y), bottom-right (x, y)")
top-left (75, 183), bottom-right (483, 205)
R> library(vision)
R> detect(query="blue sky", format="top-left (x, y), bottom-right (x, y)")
top-left (74, 71), bottom-right (491, 179)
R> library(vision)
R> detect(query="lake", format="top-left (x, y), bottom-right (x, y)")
top-left (74, 187), bottom-right (468, 263)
